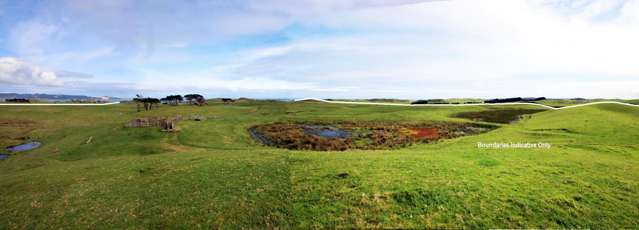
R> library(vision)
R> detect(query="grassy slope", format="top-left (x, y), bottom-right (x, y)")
top-left (1, 101), bottom-right (638, 228)
top-left (626, 99), bottom-right (639, 105)
top-left (536, 99), bottom-right (639, 107)
top-left (289, 103), bottom-right (639, 228)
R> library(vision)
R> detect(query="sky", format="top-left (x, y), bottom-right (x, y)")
top-left (0, 0), bottom-right (638, 99)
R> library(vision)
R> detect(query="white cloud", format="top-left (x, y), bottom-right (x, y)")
top-left (0, 57), bottom-right (63, 86)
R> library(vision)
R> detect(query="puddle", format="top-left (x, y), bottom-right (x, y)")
top-left (5, 141), bottom-right (41, 153)
top-left (249, 122), bottom-right (495, 151)
top-left (0, 154), bottom-right (8, 160)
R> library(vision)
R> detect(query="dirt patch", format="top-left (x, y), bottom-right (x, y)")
top-left (0, 119), bottom-right (36, 128)
top-left (248, 121), bottom-right (494, 151)
top-left (452, 109), bottom-right (545, 124)
top-left (162, 143), bottom-right (191, 153)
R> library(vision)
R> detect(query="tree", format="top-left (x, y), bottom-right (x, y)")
top-left (134, 94), bottom-right (143, 112)
top-left (184, 94), bottom-right (205, 106)
top-left (135, 97), bottom-right (160, 111)
top-left (173, 95), bottom-right (183, 105)
top-left (144, 98), bottom-right (151, 110)
top-left (184, 94), bottom-right (194, 104)
top-left (146, 98), bottom-right (160, 110)
top-left (162, 95), bottom-right (183, 106)
top-left (184, 94), bottom-right (202, 104)
top-left (194, 95), bottom-right (206, 106)
top-left (134, 95), bottom-right (162, 111)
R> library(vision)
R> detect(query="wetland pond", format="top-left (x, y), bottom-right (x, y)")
top-left (249, 122), bottom-right (495, 151)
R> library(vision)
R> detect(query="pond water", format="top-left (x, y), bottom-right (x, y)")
top-left (0, 154), bottom-right (8, 160)
top-left (5, 141), bottom-right (41, 153)
top-left (302, 125), bottom-right (349, 138)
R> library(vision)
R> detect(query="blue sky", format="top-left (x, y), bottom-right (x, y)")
top-left (0, 0), bottom-right (638, 99)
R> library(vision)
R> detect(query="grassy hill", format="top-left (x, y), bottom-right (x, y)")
top-left (535, 98), bottom-right (639, 108)
top-left (1, 101), bottom-right (638, 228)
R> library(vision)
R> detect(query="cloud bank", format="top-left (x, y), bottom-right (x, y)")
top-left (0, 57), bottom-right (63, 86)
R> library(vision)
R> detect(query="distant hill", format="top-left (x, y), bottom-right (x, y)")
top-left (0, 93), bottom-right (120, 102)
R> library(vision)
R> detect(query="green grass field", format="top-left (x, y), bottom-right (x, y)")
top-left (1, 100), bottom-right (638, 229)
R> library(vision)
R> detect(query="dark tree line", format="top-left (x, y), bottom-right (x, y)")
top-left (135, 94), bottom-right (206, 112)
top-left (5, 98), bottom-right (30, 103)
top-left (484, 97), bottom-right (546, 104)
top-left (161, 95), bottom-right (183, 105)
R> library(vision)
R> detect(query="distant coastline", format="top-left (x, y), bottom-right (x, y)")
top-left (0, 93), bottom-right (121, 102)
